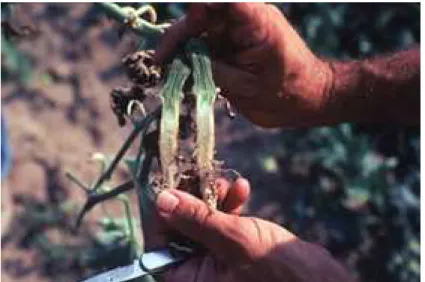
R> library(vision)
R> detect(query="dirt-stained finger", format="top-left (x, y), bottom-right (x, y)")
top-left (155, 3), bottom-right (268, 64)
top-left (222, 177), bottom-right (251, 214)
top-left (154, 4), bottom-right (221, 64)
top-left (154, 17), bottom-right (190, 64)
top-left (156, 189), bottom-right (258, 263)
top-left (215, 177), bottom-right (231, 204)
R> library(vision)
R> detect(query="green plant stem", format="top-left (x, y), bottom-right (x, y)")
top-left (134, 151), bottom-right (155, 253)
top-left (118, 194), bottom-right (140, 256)
top-left (65, 171), bottom-right (90, 192)
top-left (75, 180), bottom-right (134, 228)
top-left (92, 107), bottom-right (160, 192)
top-left (135, 130), bottom-right (146, 175)
top-left (97, 3), bottom-right (168, 37)
top-left (135, 5), bottom-right (157, 23)
top-left (97, 182), bottom-right (116, 220)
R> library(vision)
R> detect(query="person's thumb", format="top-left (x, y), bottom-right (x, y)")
top-left (155, 189), bottom-right (257, 262)
top-left (154, 3), bottom-right (225, 64)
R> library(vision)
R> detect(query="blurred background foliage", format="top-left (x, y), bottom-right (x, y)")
top-left (274, 3), bottom-right (420, 282)
top-left (1, 4), bottom-right (34, 85)
top-left (1, 3), bottom-right (420, 282)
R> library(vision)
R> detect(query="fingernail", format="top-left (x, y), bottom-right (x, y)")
top-left (156, 190), bottom-right (179, 214)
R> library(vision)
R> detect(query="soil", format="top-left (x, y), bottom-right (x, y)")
top-left (1, 4), bottom-right (288, 282)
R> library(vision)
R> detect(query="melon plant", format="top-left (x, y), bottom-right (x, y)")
top-left (66, 5), bottom-right (235, 277)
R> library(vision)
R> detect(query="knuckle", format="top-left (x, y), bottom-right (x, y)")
top-left (237, 217), bottom-right (266, 260)
top-left (187, 202), bottom-right (211, 228)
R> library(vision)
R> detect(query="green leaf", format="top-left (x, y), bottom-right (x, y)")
top-left (1, 31), bottom-right (32, 85)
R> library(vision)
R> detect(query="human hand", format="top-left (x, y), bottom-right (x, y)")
top-left (155, 3), bottom-right (333, 128)
top-left (154, 178), bottom-right (355, 282)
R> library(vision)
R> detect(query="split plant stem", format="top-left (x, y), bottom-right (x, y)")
top-left (186, 40), bottom-right (218, 209)
top-left (159, 57), bottom-right (190, 190)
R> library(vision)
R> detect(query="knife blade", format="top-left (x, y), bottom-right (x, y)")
top-left (81, 247), bottom-right (191, 282)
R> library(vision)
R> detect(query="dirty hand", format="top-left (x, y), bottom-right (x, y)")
top-left (155, 178), bottom-right (355, 282)
top-left (155, 3), bottom-right (332, 128)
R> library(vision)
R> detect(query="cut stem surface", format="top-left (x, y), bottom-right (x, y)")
top-left (159, 57), bottom-right (190, 190)
top-left (186, 39), bottom-right (218, 209)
